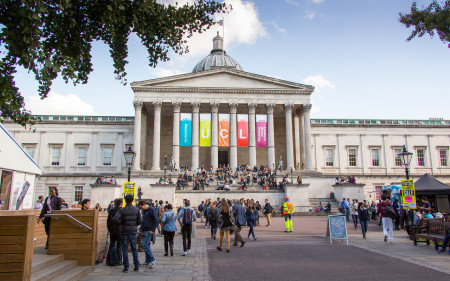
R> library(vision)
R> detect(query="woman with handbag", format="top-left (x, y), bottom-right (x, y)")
top-left (161, 204), bottom-right (177, 256)
top-left (217, 198), bottom-right (235, 253)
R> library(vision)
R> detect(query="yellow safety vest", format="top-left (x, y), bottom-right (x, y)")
top-left (283, 201), bottom-right (294, 214)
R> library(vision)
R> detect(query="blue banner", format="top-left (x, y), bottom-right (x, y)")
top-left (180, 113), bottom-right (192, 146)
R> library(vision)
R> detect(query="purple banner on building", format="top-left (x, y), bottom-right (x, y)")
top-left (256, 115), bottom-right (267, 147)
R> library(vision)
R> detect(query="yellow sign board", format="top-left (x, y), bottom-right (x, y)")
top-left (123, 182), bottom-right (136, 206)
top-left (401, 179), bottom-right (416, 209)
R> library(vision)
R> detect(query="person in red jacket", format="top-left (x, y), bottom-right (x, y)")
top-left (377, 194), bottom-right (394, 243)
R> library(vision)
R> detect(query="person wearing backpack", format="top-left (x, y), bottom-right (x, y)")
top-left (177, 200), bottom-right (197, 256)
top-left (198, 201), bottom-right (205, 222)
top-left (208, 204), bottom-right (219, 239)
top-left (106, 198), bottom-right (122, 266)
top-left (377, 194), bottom-right (394, 243)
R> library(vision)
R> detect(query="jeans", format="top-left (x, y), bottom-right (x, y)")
top-left (141, 232), bottom-right (155, 264)
top-left (442, 234), bottom-right (450, 250)
top-left (121, 233), bottom-right (139, 270)
top-left (109, 234), bottom-right (122, 263)
top-left (163, 231), bottom-right (175, 254)
top-left (360, 220), bottom-right (368, 236)
top-left (210, 222), bottom-right (218, 237)
top-left (248, 220), bottom-right (255, 239)
top-left (345, 209), bottom-right (350, 221)
top-left (181, 224), bottom-right (192, 252)
top-left (352, 214), bottom-right (358, 229)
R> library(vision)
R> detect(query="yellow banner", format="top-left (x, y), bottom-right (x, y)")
top-left (123, 182), bottom-right (136, 206)
top-left (401, 179), bottom-right (416, 209)
top-left (200, 114), bottom-right (211, 147)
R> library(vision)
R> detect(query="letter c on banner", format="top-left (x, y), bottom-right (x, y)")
top-left (220, 129), bottom-right (229, 139)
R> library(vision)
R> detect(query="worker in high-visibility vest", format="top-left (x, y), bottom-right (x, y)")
top-left (283, 197), bottom-right (295, 232)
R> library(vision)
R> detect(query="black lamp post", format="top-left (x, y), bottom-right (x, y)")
top-left (290, 168), bottom-right (293, 184)
top-left (398, 145), bottom-right (413, 179)
top-left (123, 147), bottom-right (136, 182)
top-left (164, 155), bottom-right (167, 180)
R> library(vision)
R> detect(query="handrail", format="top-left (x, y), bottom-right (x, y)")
top-left (44, 214), bottom-right (92, 231)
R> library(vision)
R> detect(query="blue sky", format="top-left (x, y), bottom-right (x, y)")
top-left (15, 0), bottom-right (450, 119)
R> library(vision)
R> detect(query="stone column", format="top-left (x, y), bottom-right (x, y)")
top-left (285, 104), bottom-right (295, 170)
top-left (299, 109), bottom-right (306, 169)
top-left (172, 102), bottom-right (181, 171)
top-left (210, 102), bottom-right (219, 169)
top-left (229, 103), bottom-right (238, 170)
top-left (266, 104), bottom-right (275, 170)
top-left (248, 103), bottom-right (257, 168)
top-left (151, 102), bottom-right (162, 170)
top-left (293, 109), bottom-right (301, 170)
top-left (303, 104), bottom-right (312, 170)
top-left (133, 101), bottom-right (143, 170)
top-left (191, 102), bottom-right (200, 170)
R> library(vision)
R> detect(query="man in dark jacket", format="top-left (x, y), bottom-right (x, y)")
top-left (137, 200), bottom-right (159, 267)
top-left (232, 199), bottom-right (246, 247)
top-left (263, 199), bottom-right (273, 226)
top-left (107, 198), bottom-right (122, 265)
top-left (113, 195), bottom-right (141, 272)
top-left (39, 187), bottom-right (62, 249)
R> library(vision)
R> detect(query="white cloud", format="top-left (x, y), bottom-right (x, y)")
top-left (152, 68), bottom-right (184, 77)
top-left (272, 21), bottom-right (286, 34)
top-left (285, 0), bottom-right (301, 7)
top-left (27, 91), bottom-right (97, 115)
top-left (303, 75), bottom-right (335, 89)
top-left (311, 0), bottom-right (324, 4)
top-left (305, 11), bottom-right (315, 20)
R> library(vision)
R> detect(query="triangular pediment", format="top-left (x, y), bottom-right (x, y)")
top-left (131, 68), bottom-right (314, 91)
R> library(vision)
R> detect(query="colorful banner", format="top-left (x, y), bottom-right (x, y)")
top-left (123, 182), bottom-right (136, 206)
top-left (180, 113), bottom-right (192, 146)
top-left (237, 114), bottom-right (248, 147)
top-left (401, 179), bottom-right (417, 209)
top-left (200, 114), bottom-right (211, 147)
top-left (256, 115), bottom-right (267, 147)
top-left (219, 114), bottom-right (230, 147)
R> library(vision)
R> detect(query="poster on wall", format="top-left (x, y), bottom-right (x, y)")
top-left (199, 114), bottom-right (211, 147)
top-left (219, 114), bottom-right (230, 147)
top-left (122, 182), bottom-right (136, 206)
top-left (180, 113), bottom-right (192, 146)
top-left (237, 114), bottom-right (248, 147)
top-left (256, 115), bottom-right (267, 147)
top-left (9, 171), bottom-right (34, 210)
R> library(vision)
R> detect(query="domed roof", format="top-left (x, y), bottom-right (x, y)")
top-left (192, 32), bottom-right (243, 73)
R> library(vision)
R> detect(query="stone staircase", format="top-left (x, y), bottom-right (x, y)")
top-left (176, 182), bottom-right (283, 193)
top-left (307, 198), bottom-right (339, 215)
top-left (31, 249), bottom-right (93, 281)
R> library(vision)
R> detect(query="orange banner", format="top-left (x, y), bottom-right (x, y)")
top-left (219, 114), bottom-right (229, 147)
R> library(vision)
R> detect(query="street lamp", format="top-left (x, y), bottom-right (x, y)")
top-left (164, 155), bottom-right (167, 180)
top-left (398, 145), bottom-right (413, 179)
top-left (123, 147), bottom-right (136, 182)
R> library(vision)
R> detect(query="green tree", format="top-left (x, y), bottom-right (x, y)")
top-left (399, 1), bottom-right (450, 47)
top-left (0, 0), bottom-right (228, 125)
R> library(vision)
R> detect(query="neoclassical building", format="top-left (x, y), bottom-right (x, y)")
top-left (3, 34), bottom-right (450, 210)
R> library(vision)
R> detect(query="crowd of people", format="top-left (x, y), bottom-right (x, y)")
top-left (334, 176), bottom-right (356, 185)
top-left (95, 176), bottom-right (118, 185)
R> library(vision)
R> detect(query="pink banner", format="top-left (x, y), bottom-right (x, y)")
top-left (256, 115), bottom-right (267, 147)
top-left (237, 114), bottom-right (248, 147)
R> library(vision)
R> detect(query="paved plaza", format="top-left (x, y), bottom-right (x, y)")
top-left (84, 216), bottom-right (450, 281)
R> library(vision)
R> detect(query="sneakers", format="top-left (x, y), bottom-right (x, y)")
top-left (187, 249), bottom-right (190, 254)
top-left (149, 260), bottom-right (156, 268)
top-left (240, 241), bottom-right (246, 247)
top-left (437, 248), bottom-right (446, 253)
top-left (253, 237), bottom-right (257, 241)
top-left (122, 269), bottom-right (129, 273)
top-left (217, 247), bottom-right (222, 251)
top-left (233, 243), bottom-right (238, 247)
top-left (182, 251), bottom-right (187, 256)
top-left (134, 268), bottom-right (139, 272)
top-left (384, 235), bottom-right (387, 242)
top-left (141, 262), bottom-right (149, 266)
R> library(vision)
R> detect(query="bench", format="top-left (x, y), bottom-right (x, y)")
top-left (410, 217), bottom-right (444, 241)
top-left (414, 221), bottom-right (450, 250)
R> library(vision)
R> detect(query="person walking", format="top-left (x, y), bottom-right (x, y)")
top-left (177, 200), bottom-right (196, 256)
top-left (345, 198), bottom-right (351, 222)
top-left (106, 198), bottom-right (123, 266)
top-left (283, 197), bottom-right (295, 232)
top-left (263, 199), bottom-right (273, 226)
top-left (217, 198), bottom-right (235, 253)
top-left (357, 202), bottom-right (369, 239)
top-left (113, 194), bottom-right (141, 272)
top-left (137, 200), bottom-right (158, 268)
top-left (161, 204), bottom-right (177, 256)
top-left (208, 204), bottom-right (219, 239)
top-left (246, 203), bottom-right (257, 240)
top-left (39, 187), bottom-right (62, 249)
top-left (232, 199), bottom-right (246, 247)
top-left (351, 199), bottom-right (358, 230)
top-left (377, 195), bottom-right (394, 243)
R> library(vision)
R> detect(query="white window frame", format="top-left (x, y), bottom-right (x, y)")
top-left (416, 148), bottom-right (426, 167)
top-left (371, 148), bottom-right (381, 167)
top-left (74, 186), bottom-right (83, 203)
top-left (101, 145), bottom-right (114, 166)
top-left (393, 148), bottom-right (403, 167)
top-left (76, 146), bottom-right (88, 166)
top-left (23, 144), bottom-right (36, 159)
top-left (438, 148), bottom-right (448, 167)
top-left (347, 147), bottom-right (358, 167)
top-left (50, 145), bottom-right (63, 166)
top-left (324, 147), bottom-right (335, 167)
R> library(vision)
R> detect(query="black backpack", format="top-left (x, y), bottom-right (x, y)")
top-left (198, 204), bottom-right (204, 212)
top-left (210, 209), bottom-right (218, 222)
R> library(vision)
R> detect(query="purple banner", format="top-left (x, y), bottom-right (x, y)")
top-left (256, 115), bottom-right (267, 147)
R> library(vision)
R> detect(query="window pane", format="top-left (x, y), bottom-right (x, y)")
top-left (103, 148), bottom-right (112, 166)
top-left (375, 186), bottom-right (383, 201)
top-left (74, 186), bottom-right (83, 202)
top-left (417, 149), bottom-right (425, 167)
top-left (325, 149), bottom-right (334, 167)
top-left (394, 149), bottom-right (402, 167)
top-left (77, 147), bottom-right (86, 166)
top-left (25, 147), bottom-right (35, 159)
top-left (372, 149), bottom-right (380, 167)
top-left (51, 147), bottom-right (60, 166)
top-left (440, 150), bottom-right (448, 166)
top-left (348, 149), bottom-right (357, 167)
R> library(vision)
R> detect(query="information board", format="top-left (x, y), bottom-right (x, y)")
top-left (122, 182), bottom-right (136, 206)
top-left (326, 215), bottom-right (348, 245)
top-left (401, 179), bottom-right (416, 209)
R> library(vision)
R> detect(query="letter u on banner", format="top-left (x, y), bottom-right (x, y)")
top-left (219, 114), bottom-right (230, 147)
top-left (256, 115), bottom-right (267, 147)
top-left (237, 114), bottom-right (248, 147)
top-left (180, 113), bottom-right (192, 146)
top-left (200, 114), bottom-right (211, 147)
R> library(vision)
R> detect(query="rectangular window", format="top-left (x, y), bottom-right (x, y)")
top-left (371, 149), bottom-right (380, 167)
top-left (51, 147), bottom-right (61, 166)
top-left (348, 148), bottom-right (357, 167)
top-left (394, 149), bottom-right (402, 167)
top-left (74, 186), bottom-right (83, 202)
top-left (102, 147), bottom-right (113, 166)
top-left (375, 186), bottom-right (383, 201)
top-left (325, 149), bottom-right (334, 167)
top-left (439, 149), bottom-right (448, 167)
top-left (25, 146), bottom-right (35, 159)
top-left (417, 149), bottom-right (425, 167)
top-left (77, 147), bottom-right (87, 166)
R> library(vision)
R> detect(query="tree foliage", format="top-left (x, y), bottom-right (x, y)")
top-left (0, 0), bottom-right (228, 125)
top-left (399, 1), bottom-right (450, 47)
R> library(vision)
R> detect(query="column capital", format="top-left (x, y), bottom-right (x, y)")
top-left (153, 101), bottom-right (162, 110)
top-left (172, 102), bottom-right (181, 112)
top-left (284, 104), bottom-right (294, 112)
top-left (229, 103), bottom-right (238, 114)
top-left (303, 104), bottom-right (312, 112)
top-left (266, 103), bottom-right (275, 114)
top-left (248, 103), bottom-right (257, 114)
top-left (210, 102), bottom-right (220, 113)
top-left (133, 101), bottom-right (143, 109)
